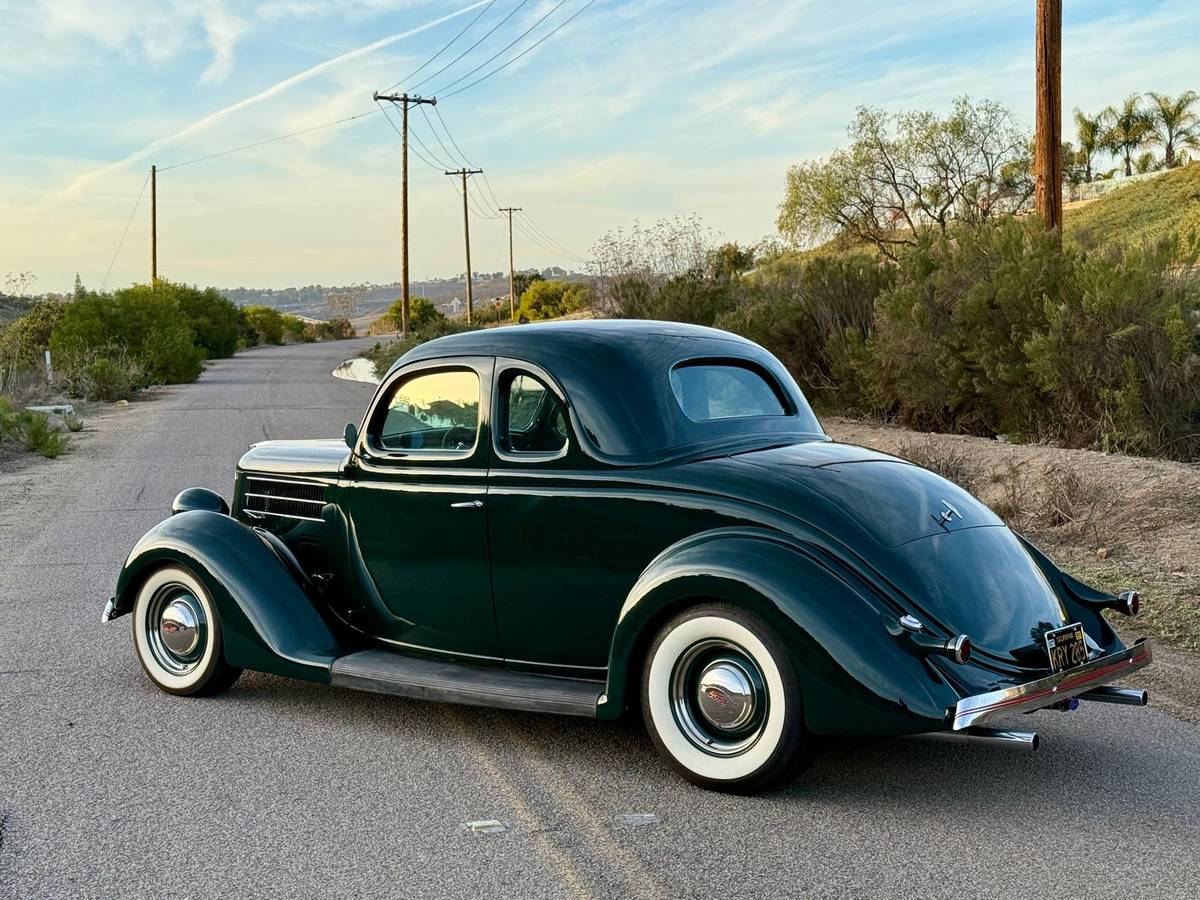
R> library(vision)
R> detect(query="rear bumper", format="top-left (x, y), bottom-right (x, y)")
top-left (951, 639), bottom-right (1152, 730)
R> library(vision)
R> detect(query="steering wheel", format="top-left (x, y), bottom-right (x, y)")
top-left (441, 426), bottom-right (474, 450)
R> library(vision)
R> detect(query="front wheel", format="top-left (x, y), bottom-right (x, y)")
top-left (132, 564), bottom-right (241, 696)
top-left (641, 603), bottom-right (810, 793)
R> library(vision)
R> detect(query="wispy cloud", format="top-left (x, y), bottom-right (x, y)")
top-left (45, 0), bottom-right (491, 204)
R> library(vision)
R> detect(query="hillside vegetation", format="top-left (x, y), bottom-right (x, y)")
top-left (1066, 163), bottom-right (1200, 247)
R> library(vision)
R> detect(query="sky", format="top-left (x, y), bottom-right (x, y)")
top-left (2, 0), bottom-right (1199, 294)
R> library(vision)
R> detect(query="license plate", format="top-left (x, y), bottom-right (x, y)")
top-left (1044, 623), bottom-right (1088, 673)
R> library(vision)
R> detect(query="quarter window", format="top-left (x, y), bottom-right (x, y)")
top-left (500, 373), bottom-right (568, 454)
top-left (669, 362), bottom-right (788, 422)
top-left (377, 369), bottom-right (480, 451)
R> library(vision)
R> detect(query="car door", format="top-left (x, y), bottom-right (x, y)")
top-left (486, 360), bottom-right (722, 674)
top-left (343, 356), bottom-right (500, 659)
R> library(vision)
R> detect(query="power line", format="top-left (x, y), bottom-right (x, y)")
top-left (418, 104), bottom-right (467, 170)
top-left (520, 209), bottom-right (585, 260)
top-left (380, 0), bottom-right (498, 94)
top-left (438, 0), bottom-right (597, 100)
top-left (156, 110), bottom-right (381, 172)
top-left (433, 0), bottom-right (569, 96)
top-left (408, 0), bottom-right (531, 94)
top-left (102, 169), bottom-right (152, 290)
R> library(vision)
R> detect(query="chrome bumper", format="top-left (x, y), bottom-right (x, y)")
top-left (951, 639), bottom-right (1152, 731)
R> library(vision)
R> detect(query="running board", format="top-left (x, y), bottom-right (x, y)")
top-left (330, 649), bottom-right (604, 718)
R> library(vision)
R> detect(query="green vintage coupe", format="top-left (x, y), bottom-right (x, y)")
top-left (105, 320), bottom-right (1152, 792)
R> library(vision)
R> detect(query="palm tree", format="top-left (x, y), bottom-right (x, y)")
top-left (1103, 94), bottom-right (1155, 177)
top-left (1072, 108), bottom-right (1107, 182)
top-left (1146, 90), bottom-right (1200, 168)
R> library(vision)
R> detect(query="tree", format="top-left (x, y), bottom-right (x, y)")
top-left (708, 242), bottom-right (756, 280)
top-left (1103, 94), bottom-right (1155, 177)
top-left (1072, 108), bottom-right (1108, 182)
top-left (174, 283), bottom-right (240, 358)
top-left (73, 272), bottom-right (85, 300)
top-left (1146, 90), bottom-right (1200, 169)
top-left (777, 97), bottom-right (1032, 260)
top-left (512, 270), bottom-right (543, 300)
top-left (241, 305), bottom-right (286, 345)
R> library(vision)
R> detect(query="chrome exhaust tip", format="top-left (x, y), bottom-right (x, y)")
top-left (918, 727), bottom-right (1040, 750)
top-left (1078, 686), bottom-right (1148, 706)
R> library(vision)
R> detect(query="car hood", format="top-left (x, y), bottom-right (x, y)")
top-left (725, 442), bottom-right (1070, 665)
top-left (238, 439), bottom-right (348, 479)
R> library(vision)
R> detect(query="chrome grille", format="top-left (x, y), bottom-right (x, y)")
top-left (243, 477), bottom-right (326, 522)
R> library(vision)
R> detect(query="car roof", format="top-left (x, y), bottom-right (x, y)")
top-left (389, 319), bottom-right (825, 463)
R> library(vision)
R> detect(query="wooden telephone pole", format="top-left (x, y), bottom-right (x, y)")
top-left (1034, 0), bottom-right (1063, 237)
top-left (374, 91), bottom-right (436, 334)
top-left (498, 207), bottom-right (521, 320)
top-left (446, 168), bottom-right (483, 323)
top-left (150, 164), bottom-right (157, 286)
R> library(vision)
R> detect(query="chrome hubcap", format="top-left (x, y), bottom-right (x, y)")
top-left (670, 638), bottom-right (767, 757)
top-left (159, 598), bottom-right (201, 656)
top-left (145, 586), bottom-right (207, 675)
top-left (696, 661), bottom-right (757, 730)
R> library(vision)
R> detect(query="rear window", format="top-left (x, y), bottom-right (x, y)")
top-left (669, 362), bottom-right (789, 422)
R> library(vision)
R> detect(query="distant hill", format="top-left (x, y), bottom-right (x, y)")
top-left (219, 267), bottom-right (583, 322)
top-left (1065, 163), bottom-right (1200, 248)
top-left (0, 294), bottom-right (34, 327)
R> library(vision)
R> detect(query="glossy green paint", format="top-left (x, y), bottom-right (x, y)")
top-left (110, 320), bottom-right (1137, 735)
top-left (112, 510), bottom-right (340, 682)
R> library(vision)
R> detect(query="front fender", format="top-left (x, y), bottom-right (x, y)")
top-left (601, 527), bottom-right (960, 735)
top-left (110, 510), bottom-right (342, 683)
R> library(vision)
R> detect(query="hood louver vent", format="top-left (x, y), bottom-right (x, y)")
top-left (244, 477), bottom-right (326, 522)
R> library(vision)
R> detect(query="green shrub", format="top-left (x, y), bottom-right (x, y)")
top-left (281, 315), bottom-right (316, 343)
top-left (50, 283), bottom-right (202, 385)
top-left (517, 280), bottom-right (593, 321)
top-left (315, 316), bottom-right (355, 340)
top-left (365, 318), bottom-right (473, 379)
top-left (715, 252), bottom-right (892, 409)
top-left (241, 305), bottom-right (286, 345)
top-left (63, 413), bottom-right (84, 432)
top-left (81, 354), bottom-right (141, 402)
top-left (176, 285), bottom-right (240, 358)
top-left (18, 410), bottom-right (69, 458)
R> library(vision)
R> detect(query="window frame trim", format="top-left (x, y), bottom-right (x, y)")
top-left (491, 360), bottom-right (573, 465)
top-left (358, 357), bottom-right (492, 466)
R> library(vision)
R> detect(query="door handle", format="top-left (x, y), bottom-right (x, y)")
top-left (450, 500), bottom-right (484, 509)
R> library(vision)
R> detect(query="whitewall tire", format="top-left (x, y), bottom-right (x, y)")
top-left (641, 603), bottom-right (810, 793)
top-left (132, 565), bottom-right (241, 696)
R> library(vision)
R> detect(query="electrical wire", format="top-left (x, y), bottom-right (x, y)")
top-left (418, 104), bottom-right (467, 170)
top-left (519, 209), bottom-right (585, 260)
top-left (101, 169), bottom-right (152, 290)
top-left (156, 110), bottom-right (381, 172)
top-left (437, 0), bottom-right (596, 100)
top-left (512, 213), bottom-right (586, 264)
top-left (379, 0), bottom-right (498, 94)
top-left (433, 0), bottom-right (568, 96)
top-left (407, 0), bottom-right (530, 94)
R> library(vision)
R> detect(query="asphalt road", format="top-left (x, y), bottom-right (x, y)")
top-left (2, 339), bottom-right (1198, 899)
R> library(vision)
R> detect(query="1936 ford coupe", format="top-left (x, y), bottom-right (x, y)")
top-left (105, 320), bottom-right (1152, 792)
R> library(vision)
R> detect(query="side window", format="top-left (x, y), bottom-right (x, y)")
top-left (500, 372), bottom-right (568, 454)
top-left (375, 369), bottom-right (480, 451)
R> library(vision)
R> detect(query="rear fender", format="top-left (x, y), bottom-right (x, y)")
top-left (601, 527), bottom-right (959, 735)
top-left (111, 510), bottom-right (341, 683)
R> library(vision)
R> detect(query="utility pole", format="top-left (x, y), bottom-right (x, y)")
top-left (498, 207), bottom-right (522, 320)
top-left (374, 91), bottom-right (436, 335)
top-left (1034, 0), bottom-right (1063, 238)
top-left (446, 168), bottom-right (483, 323)
top-left (150, 164), bottom-right (157, 286)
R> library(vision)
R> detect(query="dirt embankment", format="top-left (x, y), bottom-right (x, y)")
top-left (825, 417), bottom-right (1200, 722)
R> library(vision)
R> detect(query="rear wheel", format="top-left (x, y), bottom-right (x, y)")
top-left (132, 565), bottom-right (241, 696)
top-left (641, 603), bottom-right (810, 793)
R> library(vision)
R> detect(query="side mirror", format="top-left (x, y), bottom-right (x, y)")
top-left (343, 422), bottom-right (359, 450)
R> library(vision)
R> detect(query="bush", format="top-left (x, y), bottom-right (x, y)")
top-left (370, 297), bottom-right (445, 335)
top-left (16, 409), bottom-right (69, 458)
top-left (714, 252), bottom-right (892, 408)
top-left (517, 280), bottom-right (593, 321)
top-left (365, 317), bottom-right (473, 379)
top-left (175, 285), bottom-right (240, 358)
top-left (315, 316), bottom-right (354, 340)
top-left (50, 283), bottom-right (203, 385)
top-left (240, 305), bottom-right (285, 345)
top-left (862, 218), bottom-right (1200, 457)
top-left (281, 315), bottom-right (316, 343)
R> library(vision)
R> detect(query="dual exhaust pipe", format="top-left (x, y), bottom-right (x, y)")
top-left (919, 686), bottom-right (1148, 751)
